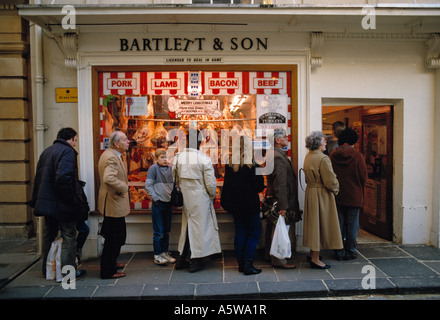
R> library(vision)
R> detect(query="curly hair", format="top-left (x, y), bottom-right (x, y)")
top-left (305, 131), bottom-right (326, 150)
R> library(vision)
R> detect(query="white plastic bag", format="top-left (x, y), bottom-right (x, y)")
top-left (46, 238), bottom-right (63, 282)
top-left (270, 216), bottom-right (291, 259)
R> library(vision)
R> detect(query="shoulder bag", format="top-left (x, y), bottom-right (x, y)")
top-left (170, 154), bottom-right (183, 207)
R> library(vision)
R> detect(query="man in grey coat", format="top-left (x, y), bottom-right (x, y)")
top-left (264, 129), bottom-right (300, 269)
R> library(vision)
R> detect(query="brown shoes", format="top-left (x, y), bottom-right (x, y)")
top-left (109, 272), bottom-right (126, 279)
top-left (101, 272), bottom-right (126, 279)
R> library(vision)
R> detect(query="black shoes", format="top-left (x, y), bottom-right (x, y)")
top-left (189, 259), bottom-right (204, 273)
top-left (306, 255), bottom-right (322, 262)
top-left (243, 260), bottom-right (262, 275)
top-left (343, 253), bottom-right (358, 261)
top-left (309, 261), bottom-right (331, 269)
top-left (175, 256), bottom-right (189, 270)
top-left (175, 257), bottom-right (204, 272)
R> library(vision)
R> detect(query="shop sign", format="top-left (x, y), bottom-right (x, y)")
top-left (256, 94), bottom-right (288, 133)
top-left (125, 96), bottom-right (148, 116)
top-left (107, 78), bottom-right (137, 90)
top-left (55, 88), bottom-right (78, 103)
top-left (101, 71), bottom-right (288, 96)
top-left (208, 77), bottom-right (239, 90)
top-left (167, 97), bottom-right (222, 118)
top-left (151, 78), bottom-right (182, 91)
top-left (164, 57), bottom-right (224, 63)
top-left (253, 78), bottom-right (284, 90)
top-left (119, 37), bottom-right (268, 52)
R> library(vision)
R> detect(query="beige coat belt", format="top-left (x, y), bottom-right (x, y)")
top-left (307, 182), bottom-right (325, 188)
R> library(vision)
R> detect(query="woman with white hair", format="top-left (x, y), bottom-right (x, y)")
top-left (303, 131), bottom-right (343, 269)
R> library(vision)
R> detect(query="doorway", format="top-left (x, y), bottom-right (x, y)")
top-left (322, 105), bottom-right (393, 241)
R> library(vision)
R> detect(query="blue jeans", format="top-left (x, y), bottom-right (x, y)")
top-left (233, 212), bottom-right (261, 262)
top-left (76, 220), bottom-right (90, 251)
top-left (336, 206), bottom-right (360, 257)
top-left (152, 201), bottom-right (173, 255)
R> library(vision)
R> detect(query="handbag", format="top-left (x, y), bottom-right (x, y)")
top-left (170, 155), bottom-right (183, 207)
top-left (262, 196), bottom-right (303, 225)
top-left (269, 216), bottom-right (292, 259)
top-left (262, 196), bottom-right (279, 224)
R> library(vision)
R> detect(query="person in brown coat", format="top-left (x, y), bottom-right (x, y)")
top-left (98, 130), bottom-right (131, 279)
top-left (303, 131), bottom-right (343, 269)
top-left (330, 128), bottom-right (367, 260)
top-left (264, 129), bottom-right (300, 269)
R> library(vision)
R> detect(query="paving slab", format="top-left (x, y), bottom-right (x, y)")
top-left (2, 239), bottom-right (440, 300)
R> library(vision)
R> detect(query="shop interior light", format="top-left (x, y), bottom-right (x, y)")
top-left (229, 95), bottom-right (247, 113)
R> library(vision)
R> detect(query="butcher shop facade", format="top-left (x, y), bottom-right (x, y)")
top-left (96, 69), bottom-right (294, 209)
top-left (91, 65), bottom-right (299, 254)
top-left (16, 4), bottom-right (440, 256)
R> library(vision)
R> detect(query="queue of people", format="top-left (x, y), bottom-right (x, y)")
top-left (29, 124), bottom-right (367, 281)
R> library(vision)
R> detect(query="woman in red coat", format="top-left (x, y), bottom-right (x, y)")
top-left (330, 128), bottom-right (368, 260)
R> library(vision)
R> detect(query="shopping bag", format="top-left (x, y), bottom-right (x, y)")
top-left (46, 238), bottom-right (63, 282)
top-left (269, 216), bottom-right (291, 259)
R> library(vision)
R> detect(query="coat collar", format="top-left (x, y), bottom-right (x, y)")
top-left (53, 138), bottom-right (78, 155)
top-left (108, 147), bottom-right (128, 176)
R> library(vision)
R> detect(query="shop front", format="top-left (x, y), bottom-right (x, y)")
top-left (71, 27), bottom-right (310, 256)
top-left (89, 66), bottom-right (299, 254)
top-left (18, 4), bottom-right (440, 254)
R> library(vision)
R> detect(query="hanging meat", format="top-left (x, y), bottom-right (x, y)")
top-left (151, 121), bottom-right (168, 148)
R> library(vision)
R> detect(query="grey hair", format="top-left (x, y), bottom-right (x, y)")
top-left (267, 128), bottom-right (286, 145)
top-left (109, 130), bottom-right (124, 148)
top-left (305, 131), bottom-right (326, 150)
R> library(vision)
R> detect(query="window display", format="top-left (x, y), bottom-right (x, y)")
top-left (98, 71), bottom-right (291, 213)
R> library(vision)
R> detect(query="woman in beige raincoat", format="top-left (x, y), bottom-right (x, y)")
top-left (172, 130), bottom-right (221, 272)
top-left (303, 131), bottom-right (343, 269)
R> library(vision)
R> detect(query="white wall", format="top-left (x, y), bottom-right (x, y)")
top-left (42, 33), bottom-right (78, 148)
top-left (310, 38), bottom-right (436, 244)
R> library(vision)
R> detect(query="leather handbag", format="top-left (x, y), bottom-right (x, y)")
top-left (170, 155), bottom-right (183, 207)
top-left (262, 196), bottom-right (302, 225)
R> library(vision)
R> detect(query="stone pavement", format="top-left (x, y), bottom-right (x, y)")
top-left (1, 240), bottom-right (440, 300)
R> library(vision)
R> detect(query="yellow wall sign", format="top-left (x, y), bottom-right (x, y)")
top-left (56, 88), bottom-right (78, 103)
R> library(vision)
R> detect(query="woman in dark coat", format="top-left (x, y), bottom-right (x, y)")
top-left (221, 136), bottom-right (265, 275)
top-left (330, 128), bottom-right (367, 260)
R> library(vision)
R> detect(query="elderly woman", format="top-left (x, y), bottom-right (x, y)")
top-left (303, 131), bottom-right (343, 269)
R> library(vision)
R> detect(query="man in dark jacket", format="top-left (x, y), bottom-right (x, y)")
top-left (30, 128), bottom-right (88, 280)
top-left (330, 128), bottom-right (367, 260)
top-left (264, 129), bottom-right (300, 269)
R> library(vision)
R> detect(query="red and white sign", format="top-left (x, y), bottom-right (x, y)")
top-left (249, 72), bottom-right (287, 94)
top-left (151, 78), bottom-right (182, 91)
top-left (208, 77), bottom-right (240, 90)
top-left (107, 78), bottom-right (137, 90)
top-left (253, 77), bottom-right (284, 90)
top-left (147, 72), bottom-right (186, 95)
top-left (203, 72), bottom-right (243, 95)
top-left (102, 72), bottom-right (142, 95)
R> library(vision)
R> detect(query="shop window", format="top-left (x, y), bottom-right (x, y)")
top-left (191, 0), bottom-right (267, 4)
top-left (98, 71), bottom-right (291, 213)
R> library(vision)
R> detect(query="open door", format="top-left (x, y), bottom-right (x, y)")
top-left (360, 106), bottom-right (393, 240)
